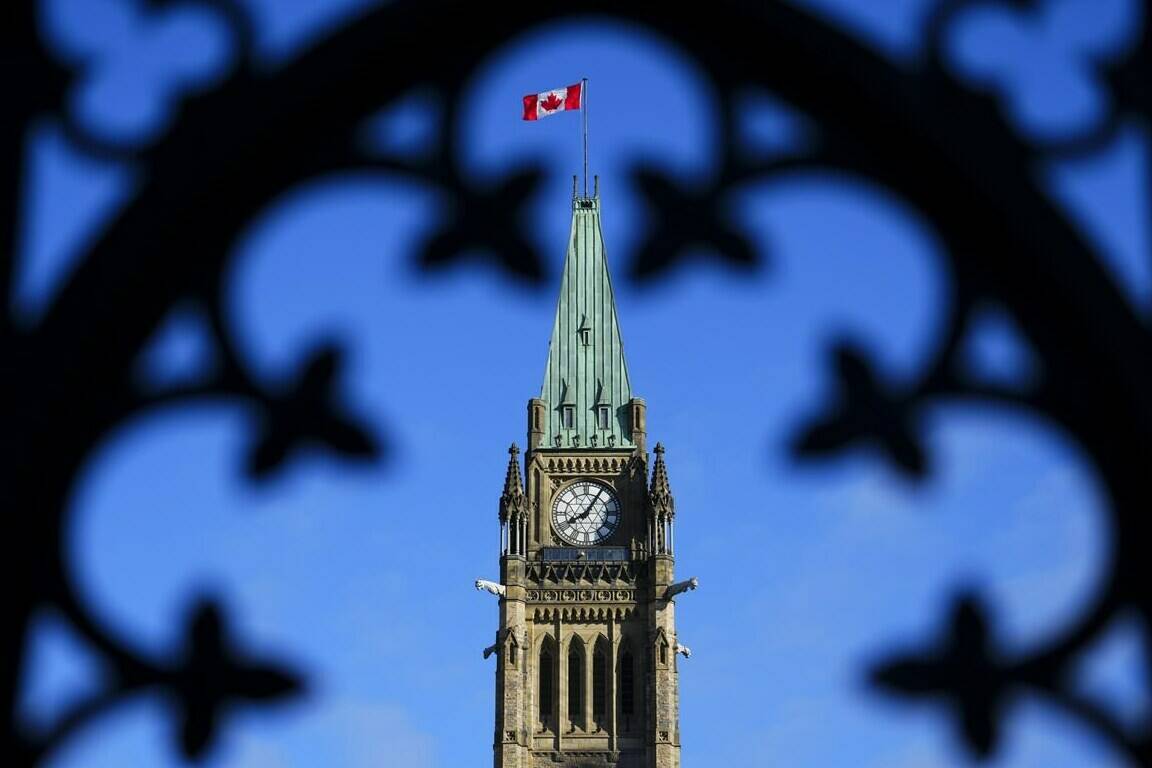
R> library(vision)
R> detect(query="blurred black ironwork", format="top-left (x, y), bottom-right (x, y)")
top-left (3, 0), bottom-right (1149, 764)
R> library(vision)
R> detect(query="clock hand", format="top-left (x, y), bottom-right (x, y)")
top-left (564, 488), bottom-right (609, 526)
top-left (585, 488), bottom-right (605, 517)
top-left (576, 490), bottom-right (612, 525)
top-left (567, 506), bottom-right (591, 523)
top-left (566, 503), bottom-right (591, 524)
top-left (573, 489), bottom-right (606, 523)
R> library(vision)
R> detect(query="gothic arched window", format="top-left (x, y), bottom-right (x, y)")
top-left (539, 643), bottom-right (554, 721)
top-left (593, 641), bottom-right (608, 727)
top-left (620, 648), bottom-right (635, 718)
top-left (568, 643), bottom-right (583, 724)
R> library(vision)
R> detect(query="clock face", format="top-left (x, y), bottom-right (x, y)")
top-left (552, 480), bottom-right (621, 545)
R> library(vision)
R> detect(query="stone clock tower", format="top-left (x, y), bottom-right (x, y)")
top-left (481, 184), bottom-right (696, 768)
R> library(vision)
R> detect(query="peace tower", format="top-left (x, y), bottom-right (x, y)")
top-left (481, 182), bottom-right (696, 768)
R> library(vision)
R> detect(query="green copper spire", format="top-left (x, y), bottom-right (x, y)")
top-left (539, 188), bottom-right (634, 449)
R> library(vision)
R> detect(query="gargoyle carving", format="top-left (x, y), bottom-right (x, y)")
top-left (674, 643), bottom-right (692, 658)
top-left (665, 576), bottom-right (698, 599)
top-left (475, 578), bottom-right (506, 597)
top-left (483, 628), bottom-right (508, 659)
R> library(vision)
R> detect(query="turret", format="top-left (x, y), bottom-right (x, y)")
top-left (649, 443), bottom-right (675, 556)
top-left (499, 443), bottom-right (527, 557)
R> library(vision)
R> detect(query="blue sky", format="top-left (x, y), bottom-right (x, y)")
top-left (17, 0), bottom-right (1149, 765)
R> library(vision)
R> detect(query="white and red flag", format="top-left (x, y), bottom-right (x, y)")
top-left (522, 82), bottom-right (583, 120)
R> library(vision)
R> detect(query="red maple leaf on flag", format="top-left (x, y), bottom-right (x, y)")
top-left (540, 92), bottom-right (563, 111)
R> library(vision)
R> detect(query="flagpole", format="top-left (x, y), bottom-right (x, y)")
top-left (582, 77), bottom-right (589, 198)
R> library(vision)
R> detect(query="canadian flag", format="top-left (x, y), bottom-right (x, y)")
top-left (522, 82), bottom-right (582, 120)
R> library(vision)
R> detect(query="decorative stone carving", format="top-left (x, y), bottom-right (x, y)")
top-left (544, 456), bottom-right (625, 474)
top-left (531, 606), bottom-right (636, 623)
top-left (665, 576), bottom-right (698, 599)
top-left (674, 643), bottom-right (692, 659)
top-left (483, 628), bottom-right (510, 659)
top-left (525, 561), bottom-right (640, 587)
top-left (527, 588), bottom-right (635, 604)
top-left (475, 578), bottom-right (506, 597)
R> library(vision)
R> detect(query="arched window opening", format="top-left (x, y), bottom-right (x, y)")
top-left (593, 644), bottom-right (608, 727)
top-left (539, 644), bottom-right (554, 722)
top-left (621, 649), bottom-right (635, 726)
top-left (568, 644), bottom-right (583, 726)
